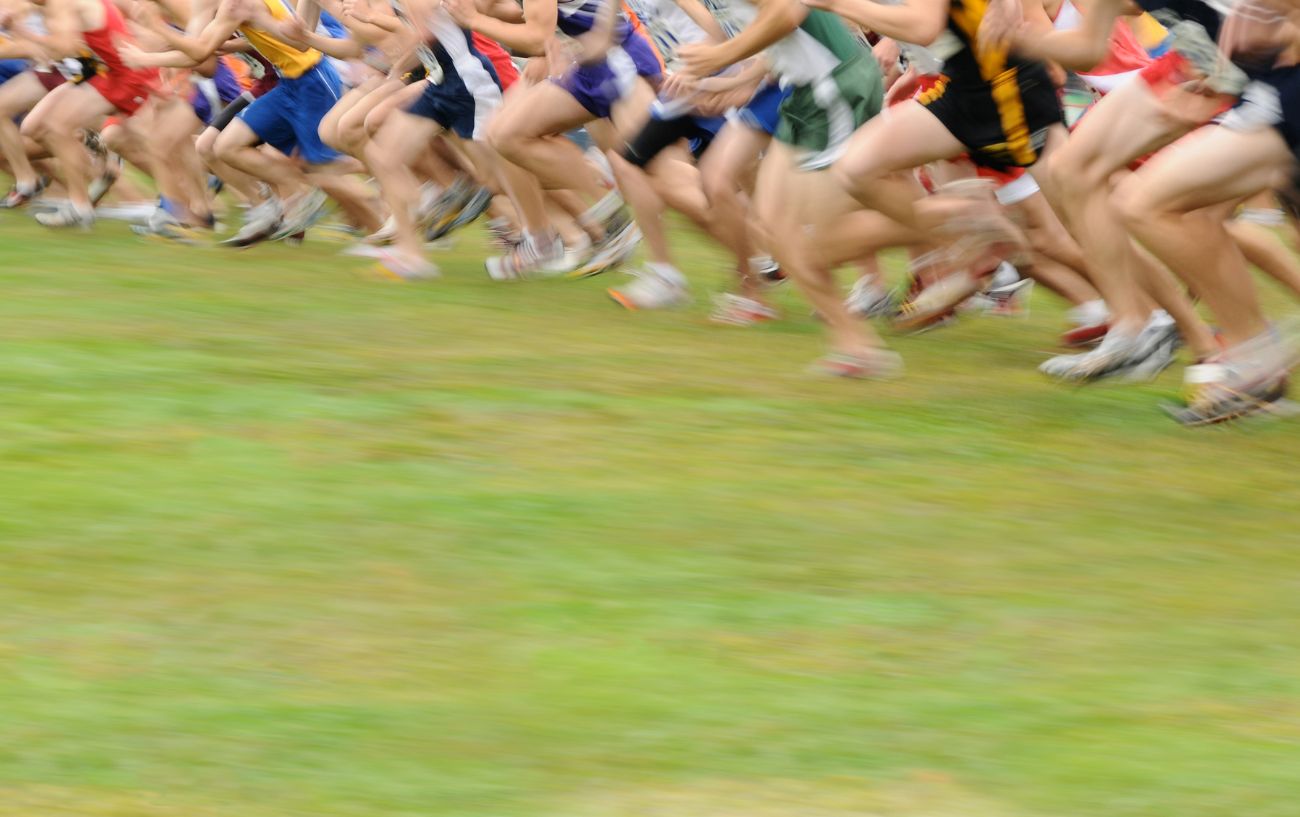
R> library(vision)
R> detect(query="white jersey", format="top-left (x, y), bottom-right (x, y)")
top-left (700, 0), bottom-right (857, 84)
top-left (622, 0), bottom-right (710, 69)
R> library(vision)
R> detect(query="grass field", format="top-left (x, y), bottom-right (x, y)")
top-left (2, 215), bottom-right (1299, 817)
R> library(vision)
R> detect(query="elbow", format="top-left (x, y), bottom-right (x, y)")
top-left (916, 21), bottom-right (947, 48)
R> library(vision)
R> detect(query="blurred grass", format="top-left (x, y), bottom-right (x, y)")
top-left (1, 215), bottom-right (1298, 817)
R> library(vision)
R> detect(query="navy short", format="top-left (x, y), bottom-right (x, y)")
top-left (406, 79), bottom-right (478, 139)
top-left (0, 59), bottom-right (27, 86)
top-left (1224, 65), bottom-right (1300, 157)
top-left (239, 60), bottom-right (342, 164)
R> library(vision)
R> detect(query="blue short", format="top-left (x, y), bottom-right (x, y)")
top-left (0, 59), bottom-right (28, 87)
top-left (733, 81), bottom-right (792, 136)
top-left (238, 60), bottom-right (342, 164)
top-left (554, 33), bottom-right (661, 119)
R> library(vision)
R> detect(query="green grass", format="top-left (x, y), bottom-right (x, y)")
top-left (2, 215), bottom-right (1298, 817)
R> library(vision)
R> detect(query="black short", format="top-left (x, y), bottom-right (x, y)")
top-left (923, 64), bottom-right (1062, 170)
top-left (209, 91), bottom-right (254, 132)
top-left (622, 113), bottom-right (718, 168)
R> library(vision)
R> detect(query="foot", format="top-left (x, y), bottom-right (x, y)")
top-left (569, 207), bottom-right (641, 278)
top-left (751, 255), bottom-right (785, 284)
top-left (709, 293), bottom-right (779, 326)
top-left (271, 188), bottom-right (328, 241)
top-left (35, 202), bottom-right (94, 230)
top-left (371, 248), bottom-right (441, 281)
top-left (220, 198), bottom-right (283, 248)
top-left (486, 234), bottom-right (565, 281)
top-left (1041, 313), bottom-right (1179, 383)
top-left (813, 347), bottom-right (904, 380)
top-left (894, 271), bottom-right (981, 332)
top-left (845, 276), bottom-right (896, 319)
top-left (607, 267), bottom-right (691, 311)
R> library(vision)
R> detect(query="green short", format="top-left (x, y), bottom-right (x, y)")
top-left (775, 52), bottom-right (884, 171)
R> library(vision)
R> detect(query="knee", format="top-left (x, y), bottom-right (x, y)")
top-left (486, 122), bottom-right (523, 161)
top-left (196, 130), bottom-right (217, 163)
top-left (1112, 174), bottom-right (1153, 230)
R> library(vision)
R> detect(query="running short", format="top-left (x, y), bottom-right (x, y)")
top-left (239, 59), bottom-right (342, 164)
top-left (88, 71), bottom-right (157, 116)
top-left (728, 81), bottom-right (791, 136)
top-left (407, 79), bottom-right (481, 140)
top-left (622, 30), bottom-right (663, 84)
top-left (921, 62), bottom-right (1061, 170)
top-left (555, 47), bottom-right (639, 119)
top-left (622, 112), bottom-right (724, 167)
top-left (34, 68), bottom-right (66, 91)
top-left (0, 59), bottom-right (27, 86)
top-left (1222, 65), bottom-right (1300, 157)
top-left (191, 59), bottom-right (244, 125)
top-left (775, 51), bottom-right (883, 171)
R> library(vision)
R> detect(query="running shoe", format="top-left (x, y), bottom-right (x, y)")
top-left (963, 277), bottom-right (1035, 317)
top-left (1040, 313), bottom-right (1178, 382)
top-left (845, 276), bottom-right (896, 319)
top-left (812, 348), bottom-right (904, 380)
top-left (568, 208), bottom-right (641, 278)
top-left (428, 186), bottom-right (492, 240)
top-left (709, 293), bottom-right (779, 326)
top-left (1165, 363), bottom-right (1289, 426)
top-left (2, 177), bottom-right (47, 209)
top-left (539, 235), bottom-right (593, 277)
top-left (894, 270), bottom-right (981, 332)
top-left (220, 198), bottom-right (283, 247)
top-left (486, 235), bottom-right (564, 281)
top-left (131, 210), bottom-right (209, 245)
top-left (88, 152), bottom-right (122, 206)
top-left (271, 188), bottom-right (328, 241)
top-left (607, 267), bottom-right (690, 311)
top-left (363, 215), bottom-right (399, 246)
top-left (751, 255), bottom-right (785, 284)
top-left (34, 202), bottom-right (94, 230)
top-left (371, 249), bottom-right (441, 281)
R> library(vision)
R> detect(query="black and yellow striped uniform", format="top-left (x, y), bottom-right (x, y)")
top-left (921, 0), bottom-right (1063, 170)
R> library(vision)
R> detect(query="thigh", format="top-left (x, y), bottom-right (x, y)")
top-left (834, 100), bottom-right (965, 181)
top-left (489, 80), bottom-right (593, 141)
top-left (373, 108), bottom-right (443, 165)
top-left (22, 81), bottom-right (112, 134)
top-left (699, 120), bottom-right (768, 191)
top-left (0, 71), bottom-right (46, 117)
top-left (338, 78), bottom-right (401, 133)
top-left (1054, 79), bottom-right (1185, 177)
top-left (1124, 123), bottom-right (1295, 213)
top-left (363, 80), bottom-right (426, 135)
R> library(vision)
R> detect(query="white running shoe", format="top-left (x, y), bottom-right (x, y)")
top-left (710, 293), bottom-right (779, 326)
top-left (35, 202), bottom-right (94, 230)
top-left (607, 267), bottom-right (690, 311)
top-left (539, 235), bottom-right (593, 277)
top-left (486, 235), bottom-right (564, 281)
top-left (272, 188), bottom-right (328, 241)
top-left (221, 197), bottom-right (283, 247)
top-left (845, 277), bottom-right (895, 318)
top-left (364, 215), bottom-right (398, 246)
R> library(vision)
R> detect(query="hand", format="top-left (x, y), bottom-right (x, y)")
top-left (442, 0), bottom-right (477, 27)
top-left (659, 71), bottom-right (697, 98)
top-left (342, 0), bottom-right (373, 24)
top-left (521, 55), bottom-right (548, 84)
top-left (677, 42), bottom-right (731, 80)
top-left (119, 41), bottom-right (149, 68)
top-left (545, 36), bottom-right (576, 78)
top-left (976, 0), bottom-right (1021, 55)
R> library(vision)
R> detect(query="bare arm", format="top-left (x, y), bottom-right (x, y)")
top-left (444, 0), bottom-right (556, 55)
top-left (801, 0), bottom-right (948, 46)
top-left (672, 0), bottom-right (726, 41)
top-left (28, 0), bottom-right (87, 58)
top-left (677, 0), bottom-right (804, 77)
top-left (1007, 0), bottom-right (1121, 69)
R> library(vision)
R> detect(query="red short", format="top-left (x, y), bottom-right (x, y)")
top-left (471, 33), bottom-right (519, 91)
top-left (34, 69), bottom-right (66, 92)
top-left (88, 72), bottom-right (154, 116)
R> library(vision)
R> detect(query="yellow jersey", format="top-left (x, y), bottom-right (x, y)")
top-left (239, 0), bottom-right (321, 79)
